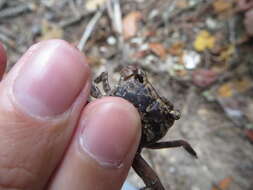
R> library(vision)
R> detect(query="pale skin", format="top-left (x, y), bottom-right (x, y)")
top-left (0, 40), bottom-right (142, 190)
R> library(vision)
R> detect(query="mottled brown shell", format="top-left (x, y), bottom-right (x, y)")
top-left (110, 66), bottom-right (180, 147)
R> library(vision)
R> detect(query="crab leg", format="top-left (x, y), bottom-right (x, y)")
top-left (146, 140), bottom-right (197, 158)
top-left (90, 84), bottom-right (103, 98)
top-left (94, 71), bottom-right (111, 93)
top-left (132, 154), bottom-right (166, 190)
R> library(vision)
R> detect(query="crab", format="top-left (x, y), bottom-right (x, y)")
top-left (91, 65), bottom-right (197, 190)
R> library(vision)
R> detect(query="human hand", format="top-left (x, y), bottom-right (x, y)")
top-left (0, 40), bottom-right (141, 190)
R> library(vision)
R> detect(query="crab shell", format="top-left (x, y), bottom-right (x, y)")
top-left (110, 66), bottom-right (180, 147)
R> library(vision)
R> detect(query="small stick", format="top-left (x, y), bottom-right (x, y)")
top-left (59, 15), bottom-right (83, 28)
top-left (0, 3), bottom-right (35, 18)
top-left (111, 0), bottom-right (123, 34)
top-left (77, 5), bottom-right (106, 51)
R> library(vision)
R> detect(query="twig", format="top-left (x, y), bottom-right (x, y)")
top-left (0, 3), bottom-right (35, 18)
top-left (59, 15), bottom-right (83, 28)
top-left (108, 0), bottom-right (122, 34)
top-left (107, 0), bottom-right (128, 62)
top-left (77, 5), bottom-right (106, 51)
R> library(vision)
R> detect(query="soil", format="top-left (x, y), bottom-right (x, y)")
top-left (1, 0), bottom-right (253, 189)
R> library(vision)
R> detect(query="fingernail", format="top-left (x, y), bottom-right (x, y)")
top-left (13, 39), bottom-right (90, 117)
top-left (79, 97), bottom-right (141, 168)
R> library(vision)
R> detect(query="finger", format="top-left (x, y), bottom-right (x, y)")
top-left (0, 39), bottom-right (90, 190)
top-left (0, 42), bottom-right (7, 80)
top-left (48, 97), bottom-right (141, 190)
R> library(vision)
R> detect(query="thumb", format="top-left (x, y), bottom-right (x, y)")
top-left (48, 97), bottom-right (142, 190)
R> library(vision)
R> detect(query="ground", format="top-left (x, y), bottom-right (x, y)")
top-left (1, 0), bottom-right (253, 189)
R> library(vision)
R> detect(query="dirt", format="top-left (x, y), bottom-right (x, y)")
top-left (127, 89), bottom-right (253, 190)
top-left (1, 0), bottom-right (253, 190)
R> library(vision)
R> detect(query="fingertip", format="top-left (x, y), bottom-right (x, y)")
top-left (79, 97), bottom-right (141, 168)
top-left (48, 97), bottom-right (142, 190)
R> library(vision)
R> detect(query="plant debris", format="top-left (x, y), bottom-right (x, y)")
top-left (1, 0), bottom-right (253, 189)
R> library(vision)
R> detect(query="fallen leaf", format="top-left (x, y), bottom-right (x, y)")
top-left (213, 0), bottom-right (234, 13)
top-left (194, 30), bottom-right (216, 52)
top-left (148, 42), bottom-right (167, 58)
top-left (86, 0), bottom-right (107, 11)
top-left (211, 177), bottom-right (233, 190)
top-left (218, 45), bottom-right (235, 62)
top-left (143, 30), bottom-right (156, 37)
top-left (123, 11), bottom-right (142, 39)
top-left (132, 50), bottom-right (149, 59)
top-left (167, 42), bottom-right (184, 56)
top-left (192, 69), bottom-right (218, 87)
top-left (38, 20), bottom-right (63, 41)
top-left (175, 0), bottom-right (189, 9)
top-left (233, 77), bottom-right (252, 93)
top-left (217, 77), bottom-right (252, 97)
top-left (217, 83), bottom-right (233, 97)
top-left (175, 69), bottom-right (188, 77)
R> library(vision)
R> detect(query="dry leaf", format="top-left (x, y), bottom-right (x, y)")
top-left (38, 20), bottom-right (63, 41)
top-left (217, 77), bottom-right (252, 97)
top-left (123, 11), bottom-right (142, 39)
top-left (86, 0), bottom-right (107, 11)
top-left (211, 177), bottom-right (233, 190)
top-left (213, 0), bottom-right (233, 13)
top-left (132, 50), bottom-right (149, 59)
top-left (233, 77), bottom-right (252, 93)
top-left (217, 83), bottom-right (233, 97)
top-left (192, 69), bottom-right (218, 87)
top-left (168, 42), bottom-right (184, 56)
top-left (149, 42), bottom-right (167, 58)
top-left (194, 30), bottom-right (216, 52)
top-left (175, 0), bottom-right (189, 9)
top-left (218, 45), bottom-right (235, 62)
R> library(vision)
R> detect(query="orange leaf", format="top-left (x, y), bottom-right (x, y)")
top-left (217, 83), bottom-right (233, 97)
top-left (148, 43), bottom-right (167, 58)
top-left (213, 0), bottom-right (233, 13)
top-left (123, 11), bottom-right (142, 39)
top-left (168, 42), bottom-right (185, 56)
top-left (212, 177), bottom-right (233, 190)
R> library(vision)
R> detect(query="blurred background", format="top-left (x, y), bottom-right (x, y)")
top-left (0, 0), bottom-right (253, 189)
